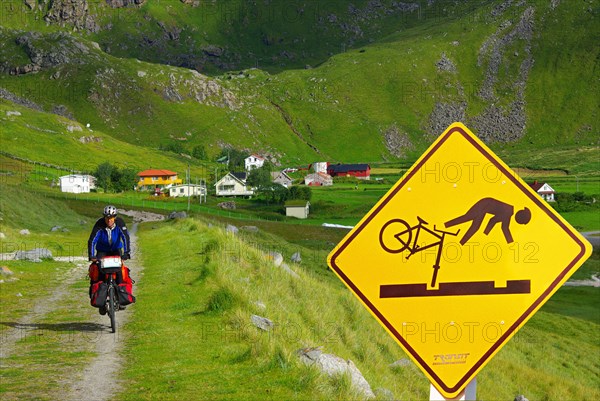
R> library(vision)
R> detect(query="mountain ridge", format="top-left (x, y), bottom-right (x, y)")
top-left (0, 0), bottom-right (598, 167)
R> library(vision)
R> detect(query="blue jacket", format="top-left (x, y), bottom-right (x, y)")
top-left (88, 217), bottom-right (130, 260)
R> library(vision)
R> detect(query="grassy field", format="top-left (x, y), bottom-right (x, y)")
top-left (123, 218), bottom-right (419, 400)
top-left (0, 184), bottom-right (598, 399)
top-left (1, 0), bottom-right (599, 396)
top-left (116, 216), bottom-right (600, 400)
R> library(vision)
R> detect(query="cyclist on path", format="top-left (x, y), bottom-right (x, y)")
top-left (87, 205), bottom-right (131, 312)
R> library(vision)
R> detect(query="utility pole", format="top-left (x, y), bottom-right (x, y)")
top-left (187, 164), bottom-right (191, 212)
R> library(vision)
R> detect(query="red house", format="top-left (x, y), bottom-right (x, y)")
top-left (327, 163), bottom-right (371, 180)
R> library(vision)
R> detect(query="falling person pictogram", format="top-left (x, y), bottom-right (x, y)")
top-left (444, 197), bottom-right (531, 245)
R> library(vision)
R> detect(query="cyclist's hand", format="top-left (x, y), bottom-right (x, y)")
top-left (122, 253), bottom-right (130, 260)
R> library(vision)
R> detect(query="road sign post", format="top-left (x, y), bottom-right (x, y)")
top-left (430, 379), bottom-right (476, 400)
top-left (327, 122), bottom-right (592, 399)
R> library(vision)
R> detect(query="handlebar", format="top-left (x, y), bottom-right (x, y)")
top-left (433, 225), bottom-right (460, 236)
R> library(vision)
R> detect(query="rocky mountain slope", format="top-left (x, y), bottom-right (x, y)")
top-left (0, 0), bottom-right (598, 166)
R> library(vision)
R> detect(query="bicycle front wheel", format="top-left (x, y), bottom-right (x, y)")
top-left (108, 286), bottom-right (117, 333)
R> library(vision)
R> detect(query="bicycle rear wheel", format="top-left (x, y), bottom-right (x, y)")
top-left (379, 219), bottom-right (412, 253)
top-left (108, 286), bottom-right (117, 333)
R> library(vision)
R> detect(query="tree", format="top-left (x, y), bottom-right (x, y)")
top-left (246, 164), bottom-right (291, 204)
top-left (93, 163), bottom-right (137, 193)
top-left (216, 148), bottom-right (248, 171)
top-left (246, 164), bottom-right (272, 189)
top-left (192, 145), bottom-right (208, 160)
top-left (289, 185), bottom-right (312, 201)
top-left (269, 183), bottom-right (289, 204)
top-left (94, 162), bottom-right (113, 192)
top-left (115, 167), bottom-right (138, 192)
top-left (159, 142), bottom-right (185, 154)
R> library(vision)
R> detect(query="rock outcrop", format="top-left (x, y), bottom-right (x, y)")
top-left (105, 0), bottom-right (146, 8)
top-left (44, 0), bottom-right (99, 32)
top-left (12, 32), bottom-right (94, 75)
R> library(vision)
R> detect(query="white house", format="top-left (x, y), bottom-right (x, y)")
top-left (59, 174), bottom-right (95, 193)
top-left (215, 172), bottom-right (254, 197)
top-left (271, 171), bottom-right (293, 188)
top-left (169, 184), bottom-right (206, 198)
top-left (285, 200), bottom-right (310, 219)
top-left (529, 181), bottom-right (556, 202)
top-left (245, 154), bottom-right (265, 171)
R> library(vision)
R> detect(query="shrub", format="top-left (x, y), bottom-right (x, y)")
top-left (206, 287), bottom-right (238, 313)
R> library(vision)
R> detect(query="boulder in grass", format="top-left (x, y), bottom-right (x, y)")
top-left (168, 211), bottom-right (187, 220)
top-left (298, 347), bottom-right (375, 399)
top-left (389, 358), bottom-right (412, 369)
top-left (281, 263), bottom-right (299, 279)
top-left (251, 314), bottom-right (274, 331)
top-left (15, 248), bottom-right (53, 262)
top-left (267, 251), bottom-right (283, 267)
top-left (19, 229), bottom-right (30, 235)
top-left (226, 224), bottom-right (239, 235)
top-left (1, 266), bottom-right (14, 276)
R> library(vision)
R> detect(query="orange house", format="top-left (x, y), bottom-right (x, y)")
top-left (137, 169), bottom-right (182, 191)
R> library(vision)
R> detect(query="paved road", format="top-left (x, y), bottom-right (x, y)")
top-left (582, 231), bottom-right (600, 248)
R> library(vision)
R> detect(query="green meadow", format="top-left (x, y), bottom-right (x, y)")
top-left (1, 182), bottom-right (598, 400)
top-left (1, 0), bottom-right (599, 398)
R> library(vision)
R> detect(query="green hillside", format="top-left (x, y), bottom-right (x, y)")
top-left (0, 98), bottom-right (218, 179)
top-left (0, 0), bottom-right (598, 168)
top-left (1, 2), bottom-right (599, 399)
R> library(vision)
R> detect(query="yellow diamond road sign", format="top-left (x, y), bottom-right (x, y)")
top-left (327, 122), bottom-right (592, 399)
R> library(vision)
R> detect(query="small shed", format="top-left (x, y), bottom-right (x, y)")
top-left (285, 200), bottom-right (310, 219)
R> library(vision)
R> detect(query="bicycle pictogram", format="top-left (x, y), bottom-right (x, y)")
top-left (379, 216), bottom-right (460, 287)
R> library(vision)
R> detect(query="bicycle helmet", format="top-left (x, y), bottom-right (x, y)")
top-left (103, 205), bottom-right (118, 217)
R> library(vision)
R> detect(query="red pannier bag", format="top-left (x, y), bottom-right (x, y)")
top-left (117, 265), bottom-right (136, 305)
top-left (88, 262), bottom-right (100, 282)
top-left (90, 281), bottom-right (108, 308)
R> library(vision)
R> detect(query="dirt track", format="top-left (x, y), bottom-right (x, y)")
top-left (1, 211), bottom-right (164, 401)
top-left (66, 211), bottom-right (164, 401)
top-left (64, 223), bottom-right (141, 401)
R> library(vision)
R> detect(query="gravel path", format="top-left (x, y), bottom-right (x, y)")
top-left (1, 210), bottom-right (164, 400)
top-left (65, 223), bottom-right (141, 401)
top-left (64, 211), bottom-right (163, 401)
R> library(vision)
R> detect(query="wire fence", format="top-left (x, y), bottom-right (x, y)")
top-left (39, 189), bottom-right (327, 225)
